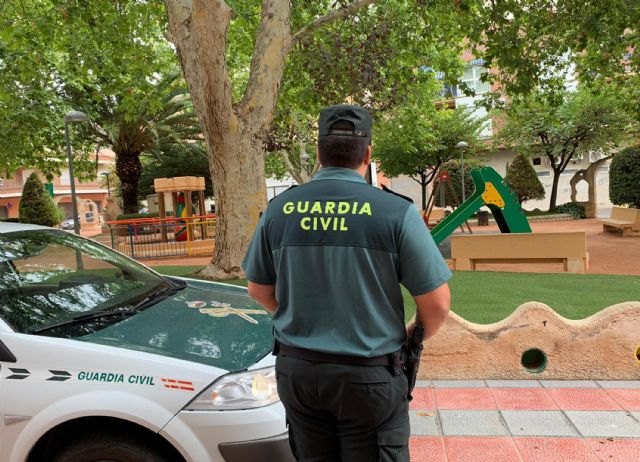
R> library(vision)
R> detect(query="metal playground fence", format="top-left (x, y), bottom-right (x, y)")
top-left (106, 215), bottom-right (216, 259)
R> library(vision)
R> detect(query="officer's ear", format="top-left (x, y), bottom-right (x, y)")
top-left (363, 145), bottom-right (371, 166)
top-left (316, 147), bottom-right (322, 167)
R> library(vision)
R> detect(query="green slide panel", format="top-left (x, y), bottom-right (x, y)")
top-left (430, 167), bottom-right (531, 245)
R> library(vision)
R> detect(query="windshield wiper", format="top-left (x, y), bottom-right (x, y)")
top-left (29, 283), bottom-right (185, 335)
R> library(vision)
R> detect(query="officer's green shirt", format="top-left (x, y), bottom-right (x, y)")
top-left (242, 167), bottom-right (451, 357)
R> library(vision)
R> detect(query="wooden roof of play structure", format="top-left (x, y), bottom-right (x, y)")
top-left (153, 176), bottom-right (205, 193)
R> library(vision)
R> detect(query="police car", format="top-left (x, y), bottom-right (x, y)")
top-left (0, 222), bottom-right (294, 462)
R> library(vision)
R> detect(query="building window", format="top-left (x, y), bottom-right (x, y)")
top-left (533, 157), bottom-right (542, 166)
top-left (536, 171), bottom-right (551, 177)
top-left (461, 65), bottom-right (491, 94)
top-left (438, 83), bottom-right (459, 99)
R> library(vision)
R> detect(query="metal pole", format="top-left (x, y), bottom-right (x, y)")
top-left (461, 150), bottom-right (466, 203)
top-left (64, 121), bottom-right (81, 235)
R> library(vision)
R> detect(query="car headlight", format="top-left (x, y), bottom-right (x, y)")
top-left (184, 366), bottom-right (279, 411)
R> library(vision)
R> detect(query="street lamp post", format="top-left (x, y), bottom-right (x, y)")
top-left (64, 110), bottom-right (88, 235)
top-left (101, 171), bottom-right (112, 196)
top-left (299, 147), bottom-right (311, 178)
top-left (455, 141), bottom-right (469, 203)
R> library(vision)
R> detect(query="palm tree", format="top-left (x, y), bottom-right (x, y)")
top-left (89, 73), bottom-right (202, 213)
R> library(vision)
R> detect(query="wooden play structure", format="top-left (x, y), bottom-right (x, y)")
top-left (598, 206), bottom-right (640, 236)
top-left (153, 176), bottom-right (209, 243)
top-left (106, 176), bottom-right (215, 260)
top-left (450, 232), bottom-right (589, 274)
top-left (420, 301), bottom-right (640, 380)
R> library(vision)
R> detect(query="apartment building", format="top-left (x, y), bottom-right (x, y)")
top-left (0, 150), bottom-right (115, 219)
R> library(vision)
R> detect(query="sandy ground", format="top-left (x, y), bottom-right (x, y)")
top-left (138, 219), bottom-right (640, 276)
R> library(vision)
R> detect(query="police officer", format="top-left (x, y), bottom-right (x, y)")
top-left (242, 104), bottom-right (451, 461)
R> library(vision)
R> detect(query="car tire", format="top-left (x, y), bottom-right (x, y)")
top-left (52, 432), bottom-right (173, 462)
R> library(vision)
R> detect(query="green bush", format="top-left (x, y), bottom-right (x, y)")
top-left (19, 173), bottom-right (62, 227)
top-left (556, 202), bottom-right (586, 219)
top-left (609, 146), bottom-right (640, 208)
top-left (505, 154), bottom-right (545, 204)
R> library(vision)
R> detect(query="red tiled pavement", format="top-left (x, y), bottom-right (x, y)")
top-left (443, 437), bottom-right (521, 462)
top-left (489, 388), bottom-right (559, 410)
top-left (409, 387), bottom-right (436, 411)
top-left (605, 389), bottom-right (640, 411)
top-left (514, 437), bottom-right (600, 462)
top-left (547, 388), bottom-right (623, 411)
top-left (409, 436), bottom-right (446, 462)
top-left (434, 387), bottom-right (496, 410)
top-left (586, 438), bottom-right (640, 462)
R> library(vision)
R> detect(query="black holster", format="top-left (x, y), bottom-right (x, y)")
top-left (404, 324), bottom-right (425, 401)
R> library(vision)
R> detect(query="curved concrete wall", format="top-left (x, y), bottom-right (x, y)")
top-left (421, 301), bottom-right (640, 380)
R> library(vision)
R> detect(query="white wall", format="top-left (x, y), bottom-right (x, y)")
top-left (391, 150), bottom-right (614, 216)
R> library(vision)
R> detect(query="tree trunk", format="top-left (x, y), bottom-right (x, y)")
top-left (115, 150), bottom-right (142, 214)
top-left (166, 0), bottom-right (290, 279)
top-left (548, 168), bottom-right (561, 212)
top-left (200, 132), bottom-right (268, 279)
top-left (421, 181), bottom-right (427, 211)
top-left (165, 0), bottom-right (375, 279)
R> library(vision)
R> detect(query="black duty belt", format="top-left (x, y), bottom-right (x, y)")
top-left (276, 341), bottom-right (403, 369)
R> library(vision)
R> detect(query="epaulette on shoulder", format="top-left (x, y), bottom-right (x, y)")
top-left (268, 184), bottom-right (297, 203)
top-left (381, 184), bottom-right (413, 203)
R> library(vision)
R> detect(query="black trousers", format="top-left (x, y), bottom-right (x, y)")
top-left (275, 354), bottom-right (410, 462)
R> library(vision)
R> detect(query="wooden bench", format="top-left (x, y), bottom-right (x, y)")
top-left (598, 206), bottom-right (640, 236)
top-left (451, 232), bottom-right (588, 274)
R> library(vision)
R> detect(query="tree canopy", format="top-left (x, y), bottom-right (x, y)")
top-left (19, 173), bottom-right (61, 227)
top-left (374, 91), bottom-right (488, 210)
top-left (469, 0), bottom-right (640, 96)
top-left (609, 146), bottom-right (640, 209)
top-left (505, 153), bottom-right (545, 205)
top-left (0, 1), bottom-right (201, 212)
top-left (495, 86), bottom-right (632, 211)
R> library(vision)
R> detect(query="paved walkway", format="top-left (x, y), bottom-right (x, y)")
top-left (408, 380), bottom-right (640, 461)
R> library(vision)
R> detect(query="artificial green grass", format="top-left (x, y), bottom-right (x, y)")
top-left (424, 271), bottom-right (639, 324)
top-left (151, 264), bottom-right (640, 325)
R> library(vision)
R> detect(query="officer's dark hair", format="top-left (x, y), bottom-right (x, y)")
top-left (318, 120), bottom-right (370, 169)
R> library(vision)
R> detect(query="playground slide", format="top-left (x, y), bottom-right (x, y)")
top-left (430, 167), bottom-right (531, 245)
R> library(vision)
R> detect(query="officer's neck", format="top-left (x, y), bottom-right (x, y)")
top-left (355, 162), bottom-right (368, 178)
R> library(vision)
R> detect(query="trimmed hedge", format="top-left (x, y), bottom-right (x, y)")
top-left (19, 173), bottom-right (61, 227)
top-left (609, 146), bottom-right (640, 208)
top-left (505, 154), bottom-right (545, 204)
top-left (0, 217), bottom-right (20, 223)
top-left (556, 202), bottom-right (586, 219)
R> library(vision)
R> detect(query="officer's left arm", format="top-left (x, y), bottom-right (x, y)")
top-left (397, 205), bottom-right (453, 335)
top-left (247, 282), bottom-right (277, 313)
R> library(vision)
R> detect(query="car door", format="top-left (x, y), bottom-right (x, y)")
top-left (0, 317), bottom-right (19, 460)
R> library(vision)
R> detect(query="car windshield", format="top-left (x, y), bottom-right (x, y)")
top-left (0, 229), bottom-right (171, 336)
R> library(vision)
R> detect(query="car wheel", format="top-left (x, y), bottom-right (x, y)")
top-left (52, 432), bottom-right (173, 462)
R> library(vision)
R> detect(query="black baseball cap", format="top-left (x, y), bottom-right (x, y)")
top-left (318, 104), bottom-right (372, 138)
